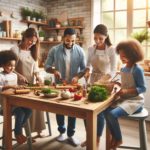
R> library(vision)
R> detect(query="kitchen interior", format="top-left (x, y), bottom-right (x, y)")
top-left (0, 0), bottom-right (150, 150)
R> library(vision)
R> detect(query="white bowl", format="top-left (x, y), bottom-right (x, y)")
top-left (48, 38), bottom-right (54, 42)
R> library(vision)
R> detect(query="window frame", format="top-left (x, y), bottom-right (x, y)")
top-left (100, 0), bottom-right (150, 58)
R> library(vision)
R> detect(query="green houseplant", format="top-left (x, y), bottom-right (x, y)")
top-left (39, 30), bottom-right (46, 41)
top-left (31, 10), bottom-right (46, 22)
top-left (21, 7), bottom-right (32, 20)
top-left (31, 9), bottom-right (37, 21)
top-left (131, 29), bottom-right (150, 43)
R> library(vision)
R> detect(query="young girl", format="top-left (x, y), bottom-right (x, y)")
top-left (0, 50), bottom-right (32, 144)
top-left (104, 39), bottom-right (146, 149)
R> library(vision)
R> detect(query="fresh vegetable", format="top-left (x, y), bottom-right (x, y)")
top-left (41, 88), bottom-right (58, 94)
top-left (44, 80), bottom-right (51, 85)
top-left (74, 93), bottom-right (82, 101)
top-left (69, 88), bottom-right (76, 92)
top-left (88, 86), bottom-right (108, 102)
top-left (61, 90), bottom-right (72, 99)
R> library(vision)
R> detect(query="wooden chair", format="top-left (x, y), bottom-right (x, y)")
top-left (118, 108), bottom-right (148, 150)
top-left (45, 112), bottom-right (52, 136)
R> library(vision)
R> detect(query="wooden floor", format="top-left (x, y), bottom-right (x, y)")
top-left (0, 113), bottom-right (150, 150)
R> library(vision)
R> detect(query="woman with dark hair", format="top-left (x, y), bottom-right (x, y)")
top-left (10, 27), bottom-right (46, 139)
top-left (84, 24), bottom-right (117, 83)
top-left (81, 24), bottom-right (117, 148)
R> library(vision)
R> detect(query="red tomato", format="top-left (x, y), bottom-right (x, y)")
top-left (74, 93), bottom-right (82, 101)
top-left (69, 88), bottom-right (76, 92)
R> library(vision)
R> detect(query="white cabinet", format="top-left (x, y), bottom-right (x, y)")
top-left (144, 76), bottom-right (150, 121)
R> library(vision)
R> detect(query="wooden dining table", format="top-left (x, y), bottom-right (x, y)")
top-left (1, 87), bottom-right (117, 150)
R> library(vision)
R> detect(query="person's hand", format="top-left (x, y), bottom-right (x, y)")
top-left (54, 70), bottom-right (62, 80)
top-left (116, 88), bottom-right (128, 97)
top-left (111, 81), bottom-right (121, 86)
top-left (36, 76), bottom-right (42, 85)
top-left (71, 76), bottom-right (79, 84)
top-left (84, 71), bottom-right (90, 82)
top-left (18, 74), bottom-right (28, 84)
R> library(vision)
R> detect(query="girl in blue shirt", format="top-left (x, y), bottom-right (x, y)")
top-left (105, 39), bottom-right (146, 149)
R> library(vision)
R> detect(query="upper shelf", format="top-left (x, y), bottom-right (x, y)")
top-left (42, 26), bottom-right (84, 30)
top-left (42, 26), bottom-right (84, 35)
top-left (21, 20), bottom-right (48, 29)
top-left (0, 37), bottom-right (84, 45)
top-left (0, 37), bottom-right (21, 41)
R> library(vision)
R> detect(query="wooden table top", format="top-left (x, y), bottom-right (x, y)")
top-left (1, 88), bottom-right (117, 112)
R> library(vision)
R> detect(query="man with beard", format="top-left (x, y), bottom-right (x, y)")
top-left (44, 28), bottom-right (86, 146)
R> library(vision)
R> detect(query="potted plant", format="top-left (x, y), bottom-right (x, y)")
top-left (131, 29), bottom-right (150, 43)
top-left (39, 30), bottom-right (45, 41)
top-left (38, 11), bottom-right (46, 22)
top-left (20, 7), bottom-right (32, 20)
top-left (31, 9), bottom-right (37, 21)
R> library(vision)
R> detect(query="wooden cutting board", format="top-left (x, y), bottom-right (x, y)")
top-left (55, 85), bottom-right (77, 89)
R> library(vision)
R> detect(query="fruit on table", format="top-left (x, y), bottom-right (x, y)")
top-left (74, 93), bottom-right (82, 101)
top-left (69, 88), bottom-right (76, 92)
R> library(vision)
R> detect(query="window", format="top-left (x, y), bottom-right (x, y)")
top-left (101, 0), bottom-right (150, 58)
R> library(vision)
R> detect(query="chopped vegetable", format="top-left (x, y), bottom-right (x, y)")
top-left (88, 86), bottom-right (108, 102)
top-left (44, 80), bottom-right (51, 85)
top-left (41, 88), bottom-right (58, 94)
top-left (69, 88), bottom-right (76, 92)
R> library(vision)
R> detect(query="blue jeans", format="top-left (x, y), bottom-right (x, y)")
top-left (56, 114), bottom-right (76, 137)
top-left (13, 107), bottom-right (32, 135)
top-left (104, 106), bottom-right (143, 141)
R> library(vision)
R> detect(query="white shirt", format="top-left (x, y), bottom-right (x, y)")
top-left (65, 48), bottom-right (71, 82)
top-left (0, 72), bottom-right (17, 92)
top-left (87, 45), bottom-right (117, 75)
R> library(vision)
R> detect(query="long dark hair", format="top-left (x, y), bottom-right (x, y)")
top-left (22, 28), bottom-right (39, 61)
top-left (94, 24), bottom-right (112, 46)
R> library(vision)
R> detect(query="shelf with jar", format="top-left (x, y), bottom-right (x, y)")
top-left (0, 37), bottom-right (21, 41)
top-left (40, 40), bottom-right (84, 45)
top-left (42, 26), bottom-right (84, 35)
top-left (41, 17), bottom-right (85, 46)
top-left (21, 20), bottom-right (48, 29)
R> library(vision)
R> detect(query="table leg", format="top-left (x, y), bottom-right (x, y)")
top-left (3, 97), bottom-right (12, 150)
top-left (86, 112), bottom-right (97, 150)
top-left (106, 124), bottom-right (111, 150)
